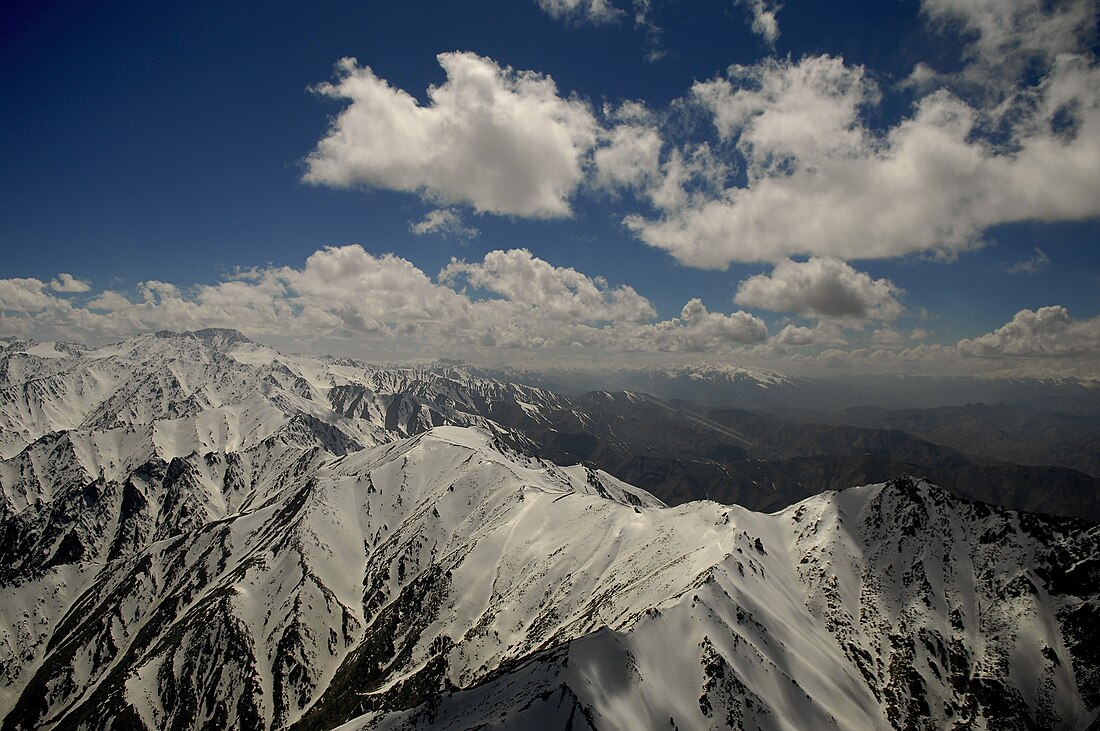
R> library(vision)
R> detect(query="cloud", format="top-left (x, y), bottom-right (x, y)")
top-left (0, 246), bottom-right (763, 360)
top-left (771, 321), bottom-right (847, 347)
top-left (536, 0), bottom-right (622, 24)
top-left (594, 123), bottom-right (663, 192)
top-left (630, 0), bottom-right (666, 62)
top-left (735, 0), bottom-right (781, 46)
top-left (958, 306), bottom-right (1100, 357)
top-left (693, 56), bottom-right (875, 181)
top-left (303, 53), bottom-right (598, 218)
top-left (616, 298), bottom-right (768, 352)
top-left (733, 257), bottom-right (904, 320)
top-left (7, 258), bottom-right (1099, 375)
top-left (85, 291), bottom-right (133, 312)
top-left (0, 278), bottom-right (54, 313)
top-left (440, 248), bottom-right (655, 322)
top-left (902, 62), bottom-right (942, 94)
top-left (624, 50), bottom-right (1100, 268)
top-left (49, 273), bottom-right (92, 293)
top-left (409, 208), bottom-right (480, 240)
top-left (1006, 246), bottom-right (1050, 274)
top-left (537, 0), bottom-right (665, 60)
top-left (870, 327), bottom-right (905, 346)
top-left (921, 0), bottom-right (1097, 96)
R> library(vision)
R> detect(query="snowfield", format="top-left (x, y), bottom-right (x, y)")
top-left (0, 332), bottom-right (1096, 730)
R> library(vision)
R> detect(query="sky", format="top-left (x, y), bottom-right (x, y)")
top-left (2, 0), bottom-right (1099, 376)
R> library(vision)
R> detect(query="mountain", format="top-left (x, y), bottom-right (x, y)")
top-left (3, 331), bottom-right (1098, 525)
top-left (831, 403), bottom-right (1100, 479)
top-left (543, 364), bottom-right (1100, 414)
top-left (463, 388), bottom-right (1100, 522)
top-left (0, 332), bottom-right (1097, 730)
top-left (1, 428), bottom-right (1097, 729)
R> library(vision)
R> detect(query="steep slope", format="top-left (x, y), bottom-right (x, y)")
top-left (1, 425), bottom-right (1096, 730)
top-left (344, 472), bottom-right (1100, 731)
top-left (1, 333), bottom-right (1097, 730)
top-left (6, 334), bottom-right (1098, 523)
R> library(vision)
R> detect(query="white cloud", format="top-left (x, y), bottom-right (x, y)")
top-left (633, 142), bottom-right (728, 213)
top-left (903, 62), bottom-right (943, 93)
top-left (0, 279), bottom-right (54, 313)
top-left (625, 52), bottom-right (1100, 268)
top-left (958, 305), bottom-right (1100, 357)
top-left (870, 327), bottom-right (905, 346)
top-left (594, 123), bottom-right (663, 192)
top-left (771, 321), bottom-right (847, 347)
top-left (735, 0), bottom-right (781, 46)
top-left (2, 247), bottom-right (761, 360)
top-left (910, 326), bottom-right (930, 340)
top-left (536, 0), bottom-right (622, 24)
top-left (781, 343), bottom-right (964, 374)
top-left (409, 208), bottom-right (480, 240)
top-left (537, 0), bottom-right (666, 60)
top-left (440, 248), bottom-right (655, 322)
top-left (303, 53), bottom-right (599, 218)
top-left (733, 257), bottom-right (904, 320)
top-left (49, 273), bottom-right (92, 293)
top-left (1006, 246), bottom-right (1050, 274)
top-left (631, 0), bottom-right (666, 62)
top-left (85, 291), bottom-right (132, 312)
top-left (7, 260), bottom-right (1100, 375)
top-left (616, 298), bottom-right (768, 352)
top-left (693, 56), bottom-right (876, 181)
top-left (921, 0), bottom-right (1097, 94)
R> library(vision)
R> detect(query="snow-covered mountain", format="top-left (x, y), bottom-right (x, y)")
top-left (0, 332), bottom-right (1097, 730)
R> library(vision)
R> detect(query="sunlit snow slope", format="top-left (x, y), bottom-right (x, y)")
top-left (0, 332), bottom-right (1096, 731)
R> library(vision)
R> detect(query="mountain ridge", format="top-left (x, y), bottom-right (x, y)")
top-left (0, 332), bottom-right (1097, 730)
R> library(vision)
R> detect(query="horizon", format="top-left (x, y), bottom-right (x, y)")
top-left (6, 327), bottom-right (1100, 384)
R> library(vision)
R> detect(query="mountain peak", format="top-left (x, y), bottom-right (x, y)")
top-left (154, 328), bottom-right (252, 347)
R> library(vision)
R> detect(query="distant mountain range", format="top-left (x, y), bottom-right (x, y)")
top-left (0, 331), bottom-right (1097, 729)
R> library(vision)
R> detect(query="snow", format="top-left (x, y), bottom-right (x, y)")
top-left (0, 332), bottom-right (1095, 731)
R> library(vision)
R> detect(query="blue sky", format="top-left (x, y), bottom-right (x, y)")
top-left (2, 0), bottom-right (1098, 374)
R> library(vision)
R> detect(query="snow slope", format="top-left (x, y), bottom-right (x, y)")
top-left (0, 333), bottom-right (1096, 730)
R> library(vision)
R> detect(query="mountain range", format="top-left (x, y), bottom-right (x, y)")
top-left (0, 330), bottom-right (1096, 729)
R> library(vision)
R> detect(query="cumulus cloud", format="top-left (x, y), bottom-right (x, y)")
top-left (871, 327), bottom-right (905, 346)
top-left (616, 298), bottom-right (768, 352)
top-left (735, 0), bottom-right (781, 46)
top-left (771, 321), bottom-right (847, 347)
top-left (49, 273), bottom-right (92, 293)
top-left (958, 306), bottom-right (1100, 357)
top-left (0, 246), bottom-right (768, 360)
top-left (624, 48), bottom-right (1100, 268)
top-left (85, 291), bottom-right (133, 312)
top-left (441, 248), bottom-right (655, 322)
top-left (693, 56), bottom-right (875, 181)
top-left (303, 53), bottom-right (598, 218)
top-left (1006, 246), bottom-right (1050, 274)
top-left (409, 209), bottom-right (480, 240)
top-left (921, 0), bottom-right (1097, 95)
top-left (734, 257), bottom-right (904, 320)
top-left (0, 279), bottom-right (54, 313)
top-left (594, 123), bottom-right (663, 192)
